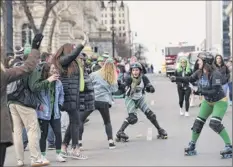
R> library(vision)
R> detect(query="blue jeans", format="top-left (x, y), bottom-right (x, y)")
top-left (47, 124), bottom-right (55, 146)
top-left (22, 128), bottom-right (28, 148)
top-left (228, 82), bottom-right (232, 101)
top-left (222, 83), bottom-right (228, 96)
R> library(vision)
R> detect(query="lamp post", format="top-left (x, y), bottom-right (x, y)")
top-left (101, 0), bottom-right (124, 58)
top-left (24, 26), bottom-right (31, 52)
top-left (129, 31), bottom-right (137, 57)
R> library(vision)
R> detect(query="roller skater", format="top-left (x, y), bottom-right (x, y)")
top-left (116, 62), bottom-right (167, 142)
top-left (170, 52), bottom-right (232, 159)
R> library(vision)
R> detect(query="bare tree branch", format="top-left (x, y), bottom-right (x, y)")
top-left (39, 0), bottom-right (59, 33)
top-left (47, 9), bottom-right (57, 52)
top-left (20, 0), bottom-right (39, 34)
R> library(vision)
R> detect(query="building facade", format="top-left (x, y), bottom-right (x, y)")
top-left (1, 1), bottom-right (103, 54)
top-left (225, 2), bottom-right (232, 56)
top-left (101, 1), bottom-right (131, 43)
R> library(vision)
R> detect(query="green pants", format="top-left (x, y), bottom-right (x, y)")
top-left (191, 98), bottom-right (231, 145)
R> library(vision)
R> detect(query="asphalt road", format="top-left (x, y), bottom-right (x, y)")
top-left (4, 74), bottom-right (232, 166)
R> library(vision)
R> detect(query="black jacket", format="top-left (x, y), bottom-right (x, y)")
top-left (59, 44), bottom-right (84, 112)
top-left (174, 69), bottom-right (192, 89)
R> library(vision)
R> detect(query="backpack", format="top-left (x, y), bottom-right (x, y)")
top-left (7, 61), bottom-right (24, 98)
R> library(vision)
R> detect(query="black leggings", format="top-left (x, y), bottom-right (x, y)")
top-left (63, 109), bottom-right (80, 149)
top-left (79, 101), bottom-right (113, 141)
top-left (38, 119), bottom-right (62, 152)
top-left (0, 143), bottom-right (7, 167)
top-left (177, 87), bottom-right (191, 112)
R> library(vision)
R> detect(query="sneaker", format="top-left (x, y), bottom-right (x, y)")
top-left (17, 160), bottom-right (24, 167)
top-left (41, 156), bottom-right (50, 165)
top-left (30, 159), bottom-right (44, 167)
top-left (24, 145), bottom-right (29, 151)
top-left (185, 112), bottom-right (189, 117)
top-left (56, 153), bottom-right (66, 162)
top-left (180, 108), bottom-right (184, 116)
top-left (61, 150), bottom-right (70, 158)
top-left (48, 144), bottom-right (56, 150)
top-left (109, 142), bottom-right (116, 149)
top-left (71, 149), bottom-right (88, 160)
top-left (79, 143), bottom-right (84, 151)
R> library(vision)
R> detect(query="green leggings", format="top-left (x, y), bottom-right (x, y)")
top-left (191, 99), bottom-right (231, 145)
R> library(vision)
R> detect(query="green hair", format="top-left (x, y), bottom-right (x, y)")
top-left (176, 58), bottom-right (191, 74)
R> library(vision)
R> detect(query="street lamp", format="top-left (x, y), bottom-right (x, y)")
top-left (129, 31), bottom-right (137, 57)
top-left (101, 0), bottom-right (124, 58)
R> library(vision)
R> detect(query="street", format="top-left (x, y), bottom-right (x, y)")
top-left (5, 74), bottom-right (232, 166)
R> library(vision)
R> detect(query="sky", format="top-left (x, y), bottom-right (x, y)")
top-left (126, 1), bottom-right (206, 71)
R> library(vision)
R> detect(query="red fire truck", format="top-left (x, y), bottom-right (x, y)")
top-left (164, 44), bottom-right (196, 76)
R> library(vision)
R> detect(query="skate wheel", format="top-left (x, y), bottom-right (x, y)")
top-left (221, 154), bottom-right (232, 159)
top-left (185, 150), bottom-right (197, 156)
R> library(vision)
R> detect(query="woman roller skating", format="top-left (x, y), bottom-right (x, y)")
top-left (116, 62), bottom-right (167, 142)
top-left (170, 52), bottom-right (232, 159)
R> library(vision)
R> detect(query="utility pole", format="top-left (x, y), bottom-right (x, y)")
top-left (111, 0), bottom-right (115, 58)
top-left (5, 0), bottom-right (14, 57)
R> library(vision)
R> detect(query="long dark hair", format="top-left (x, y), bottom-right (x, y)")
top-left (52, 43), bottom-right (78, 77)
top-left (41, 63), bottom-right (51, 80)
top-left (214, 54), bottom-right (226, 67)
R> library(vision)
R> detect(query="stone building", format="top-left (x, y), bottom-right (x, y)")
top-left (1, 1), bottom-right (103, 54)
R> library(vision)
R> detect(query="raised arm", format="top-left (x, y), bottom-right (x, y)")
top-left (5, 34), bottom-right (44, 83)
top-left (170, 70), bottom-right (200, 84)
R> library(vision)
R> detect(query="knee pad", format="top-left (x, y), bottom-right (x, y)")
top-left (209, 117), bottom-right (224, 134)
top-left (191, 117), bottom-right (206, 133)
top-left (145, 110), bottom-right (156, 122)
top-left (126, 113), bottom-right (138, 125)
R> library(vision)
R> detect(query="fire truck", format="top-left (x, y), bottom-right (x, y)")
top-left (163, 43), bottom-right (196, 76)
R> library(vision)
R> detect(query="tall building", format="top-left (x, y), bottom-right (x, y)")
top-left (1, 1), bottom-right (103, 54)
top-left (101, 1), bottom-right (131, 43)
top-left (222, 0), bottom-right (231, 59)
top-left (225, 2), bottom-right (232, 56)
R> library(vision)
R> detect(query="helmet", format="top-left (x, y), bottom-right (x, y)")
top-left (197, 52), bottom-right (214, 65)
top-left (130, 62), bottom-right (142, 70)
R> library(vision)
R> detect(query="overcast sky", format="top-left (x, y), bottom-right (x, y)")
top-left (126, 1), bottom-right (206, 71)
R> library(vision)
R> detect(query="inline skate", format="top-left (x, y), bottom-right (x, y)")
top-left (220, 144), bottom-right (232, 159)
top-left (115, 131), bottom-right (129, 142)
top-left (184, 141), bottom-right (197, 156)
top-left (157, 128), bottom-right (168, 139)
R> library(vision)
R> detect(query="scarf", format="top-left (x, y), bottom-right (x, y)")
top-left (76, 59), bottom-right (85, 92)
top-left (130, 75), bottom-right (142, 96)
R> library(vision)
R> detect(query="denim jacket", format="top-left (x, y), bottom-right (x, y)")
top-left (36, 80), bottom-right (64, 120)
top-left (90, 71), bottom-right (118, 105)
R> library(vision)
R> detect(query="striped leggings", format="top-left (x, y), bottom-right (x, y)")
top-left (125, 96), bottom-right (150, 115)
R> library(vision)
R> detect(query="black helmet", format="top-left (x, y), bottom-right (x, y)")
top-left (197, 52), bottom-right (214, 65)
top-left (130, 62), bottom-right (142, 70)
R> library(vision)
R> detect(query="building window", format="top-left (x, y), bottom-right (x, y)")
top-left (105, 14), bottom-right (107, 17)
top-left (119, 13), bottom-right (121, 17)
top-left (123, 27), bottom-right (125, 30)
top-left (123, 32), bottom-right (126, 36)
top-left (122, 13), bottom-right (124, 17)
top-left (119, 27), bottom-right (121, 30)
top-left (105, 20), bottom-right (107, 24)
top-left (122, 20), bottom-right (125, 24)
top-left (21, 23), bottom-right (32, 47)
top-left (119, 20), bottom-right (121, 24)
top-left (102, 20), bottom-right (104, 24)
top-left (119, 33), bottom-right (121, 37)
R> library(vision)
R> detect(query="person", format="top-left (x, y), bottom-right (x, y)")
top-left (170, 52), bottom-right (232, 158)
top-left (53, 34), bottom-right (88, 160)
top-left (79, 58), bottom-right (117, 149)
top-left (174, 58), bottom-right (192, 116)
top-left (2, 34), bottom-right (46, 167)
top-left (64, 52), bottom-right (95, 150)
top-left (31, 63), bottom-right (66, 163)
top-left (116, 62), bottom-right (168, 142)
top-left (226, 58), bottom-right (232, 106)
top-left (213, 54), bottom-right (230, 95)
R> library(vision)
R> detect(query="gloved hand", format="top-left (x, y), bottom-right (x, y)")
top-left (32, 33), bottom-right (44, 50)
top-left (169, 76), bottom-right (176, 82)
top-left (193, 89), bottom-right (201, 95)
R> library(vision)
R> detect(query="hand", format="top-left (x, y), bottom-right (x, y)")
top-left (193, 90), bottom-right (201, 95)
top-left (81, 32), bottom-right (88, 46)
top-left (169, 76), bottom-right (176, 82)
top-left (47, 74), bottom-right (59, 82)
top-left (32, 33), bottom-right (44, 49)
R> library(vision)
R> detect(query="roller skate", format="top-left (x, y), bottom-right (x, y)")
top-left (220, 144), bottom-right (232, 159)
top-left (157, 128), bottom-right (168, 139)
top-left (115, 131), bottom-right (129, 142)
top-left (184, 141), bottom-right (197, 156)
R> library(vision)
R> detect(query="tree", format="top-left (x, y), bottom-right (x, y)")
top-left (134, 43), bottom-right (148, 60)
top-left (20, 0), bottom-right (59, 34)
top-left (115, 38), bottom-right (131, 58)
top-left (47, 9), bottom-right (57, 53)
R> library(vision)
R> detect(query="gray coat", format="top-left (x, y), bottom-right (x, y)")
top-left (0, 49), bottom-right (40, 147)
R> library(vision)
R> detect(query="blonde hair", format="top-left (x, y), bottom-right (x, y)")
top-left (99, 61), bottom-right (117, 85)
top-left (1, 62), bottom-right (5, 72)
